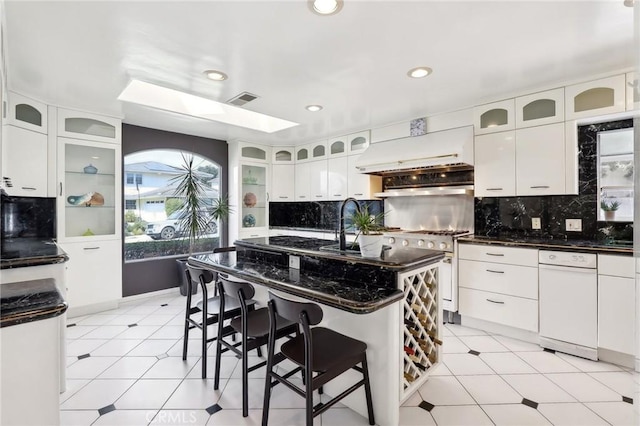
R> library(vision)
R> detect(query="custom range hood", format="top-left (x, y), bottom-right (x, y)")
top-left (355, 126), bottom-right (474, 175)
top-left (355, 126), bottom-right (475, 197)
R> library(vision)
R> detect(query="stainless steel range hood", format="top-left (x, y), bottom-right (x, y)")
top-left (374, 185), bottom-right (474, 198)
top-left (355, 126), bottom-right (474, 175)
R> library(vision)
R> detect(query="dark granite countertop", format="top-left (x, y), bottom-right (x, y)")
top-left (458, 235), bottom-right (633, 256)
top-left (236, 235), bottom-right (445, 270)
top-left (189, 237), bottom-right (443, 314)
top-left (0, 238), bottom-right (69, 269)
top-left (0, 278), bottom-right (67, 327)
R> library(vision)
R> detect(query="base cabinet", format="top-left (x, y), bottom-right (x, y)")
top-left (598, 254), bottom-right (635, 355)
top-left (60, 240), bottom-right (121, 311)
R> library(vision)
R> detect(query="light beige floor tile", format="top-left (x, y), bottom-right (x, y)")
top-left (115, 379), bottom-right (182, 409)
top-left (443, 353), bottom-right (495, 375)
top-left (91, 339), bottom-right (144, 357)
top-left (556, 352), bottom-right (624, 373)
top-left (585, 401), bottom-right (638, 426)
top-left (588, 371), bottom-right (640, 397)
top-left (60, 379), bottom-right (135, 409)
top-left (98, 356), bottom-right (158, 379)
top-left (502, 374), bottom-right (576, 403)
top-left (546, 373), bottom-right (622, 402)
top-left (321, 407), bottom-right (373, 425)
top-left (399, 406), bottom-right (437, 425)
top-left (516, 351), bottom-right (580, 373)
top-left (92, 409), bottom-right (158, 426)
top-left (150, 410), bottom-right (210, 426)
top-left (538, 403), bottom-right (609, 426)
top-left (417, 376), bottom-right (476, 405)
top-left (493, 335), bottom-right (544, 352)
top-left (442, 336), bottom-right (471, 354)
top-left (458, 335), bottom-right (510, 353)
top-left (482, 403), bottom-right (552, 425)
top-left (480, 352), bottom-right (538, 374)
top-left (163, 378), bottom-right (224, 409)
top-left (430, 405), bottom-right (493, 426)
top-left (446, 324), bottom-right (487, 337)
top-left (457, 375), bottom-right (523, 404)
top-left (142, 356), bottom-right (199, 378)
top-left (59, 410), bottom-right (100, 426)
top-left (66, 356), bottom-right (120, 379)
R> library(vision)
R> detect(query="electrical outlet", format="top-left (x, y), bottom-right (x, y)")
top-left (288, 255), bottom-right (300, 269)
top-left (566, 218), bottom-right (582, 232)
top-left (531, 217), bottom-right (541, 230)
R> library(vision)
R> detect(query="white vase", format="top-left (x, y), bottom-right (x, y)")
top-left (359, 234), bottom-right (383, 258)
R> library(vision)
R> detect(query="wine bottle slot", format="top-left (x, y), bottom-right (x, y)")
top-left (404, 345), bottom-right (415, 355)
top-left (404, 318), bottom-right (418, 328)
top-left (403, 372), bottom-right (415, 383)
top-left (410, 303), bottom-right (422, 312)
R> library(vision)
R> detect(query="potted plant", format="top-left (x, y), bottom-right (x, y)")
top-left (172, 154), bottom-right (232, 295)
top-left (351, 206), bottom-right (385, 258)
top-left (600, 200), bottom-right (620, 221)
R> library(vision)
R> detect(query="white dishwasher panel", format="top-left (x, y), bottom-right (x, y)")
top-left (539, 263), bottom-right (597, 351)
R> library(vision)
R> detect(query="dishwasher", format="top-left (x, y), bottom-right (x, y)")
top-left (538, 250), bottom-right (598, 360)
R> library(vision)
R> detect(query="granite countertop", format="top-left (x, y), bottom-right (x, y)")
top-left (189, 250), bottom-right (405, 314)
top-left (236, 235), bottom-right (445, 270)
top-left (0, 238), bottom-right (69, 269)
top-left (459, 235), bottom-right (633, 255)
top-left (0, 278), bottom-right (68, 327)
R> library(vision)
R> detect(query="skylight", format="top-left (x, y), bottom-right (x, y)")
top-left (118, 80), bottom-right (299, 134)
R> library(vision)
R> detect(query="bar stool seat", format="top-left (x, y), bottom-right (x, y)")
top-left (229, 306), bottom-right (295, 338)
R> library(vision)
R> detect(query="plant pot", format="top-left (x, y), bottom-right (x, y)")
top-left (358, 234), bottom-right (384, 258)
top-left (604, 210), bottom-right (616, 221)
top-left (176, 258), bottom-right (197, 296)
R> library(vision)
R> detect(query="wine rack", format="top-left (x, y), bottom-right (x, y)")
top-left (400, 262), bottom-right (442, 399)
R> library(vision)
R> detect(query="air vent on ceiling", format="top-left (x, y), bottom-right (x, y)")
top-left (227, 92), bottom-right (259, 107)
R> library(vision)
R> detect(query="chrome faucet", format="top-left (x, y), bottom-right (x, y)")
top-left (339, 197), bottom-right (361, 251)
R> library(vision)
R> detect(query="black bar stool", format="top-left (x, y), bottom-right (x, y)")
top-left (214, 277), bottom-right (299, 417)
top-left (182, 248), bottom-right (256, 379)
top-left (262, 292), bottom-right (375, 426)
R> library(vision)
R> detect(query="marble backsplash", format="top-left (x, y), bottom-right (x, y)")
top-left (474, 119), bottom-right (633, 242)
top-left (269, 200), bottom-right (384, 231)
top-left (1, 194), bottom-right (56, 240)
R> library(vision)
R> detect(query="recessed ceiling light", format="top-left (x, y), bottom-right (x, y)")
top-left (407, 67), bottom-right (433, 78)
top-left (118, 80), bottom-right (298, 133)
top-left (308, 0), bottom-right (343, 16)
top-left (624, 0), bottom-right (634, 7)
top-left (306, 105), bottom-right (323, 112)
top-left (203, 70), bottom-right (228, 81)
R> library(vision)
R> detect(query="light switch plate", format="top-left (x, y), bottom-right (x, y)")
top-left (289, 255), bottom-right (300, 269)
top-left (532, 217), bottom-right (541, 230)
top-left (566, 218), bottom-right (582, 232)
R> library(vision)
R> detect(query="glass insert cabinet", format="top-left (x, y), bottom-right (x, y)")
top-left (598, 127), bottom-right (634, 222)
top-left (58, 137), bottom-right (122, 240)
top-left (240, 163), bottom-right (267, 231)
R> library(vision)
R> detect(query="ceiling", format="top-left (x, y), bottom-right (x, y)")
top-left (3, 1), bottom-right (636, 146)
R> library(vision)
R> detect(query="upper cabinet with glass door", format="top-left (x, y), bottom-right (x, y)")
top-left (473, 99), bottom-right (515, 135)
top-left (6, 91), bottom-right (48, 134)
top-left (240, 142), bottom-right (270, 163)
top-left (347, 131), bottom-right (370, 155)
top-left (58, 138), bottom-right (121, 241)
top-left (565, 75), bottom-right (626, 121)
top-left (58, 108), bottom-right (121, 144)
top-left (272, 147), bottom-right (295, 164)
top-left (598, 127), bottom-right (634, 222)
top-left (328, 136), bottom-right (347, 157)
top-left (295, 144), bottom-right (311, 163)
top-left (310, 140), bottom-right (327, 160)
top-left (515, 88), bottom-right (564, 128)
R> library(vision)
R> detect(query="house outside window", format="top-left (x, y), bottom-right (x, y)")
top-left (125, 200), bottom-right (136, 210)
top-left (126, 173), bottom-right (143, 185)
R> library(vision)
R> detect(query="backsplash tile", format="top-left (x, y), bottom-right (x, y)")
top-left (269, 200), bottom-right (384, 231)
top-left (474, 119), bottom-right (633, 241)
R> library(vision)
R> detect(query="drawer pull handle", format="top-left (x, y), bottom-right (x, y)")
top-left (486, 269), bottom-right (504, 274)
top-left (333, 194), bottom-right (341, 197)
top-left (354, 193), bottom-right (364, 196)
top-left (84, 247), bottom-right (100, 250)
top-left (486, 188), bottom-right (503, 191)
top-left (21, 186), bottom-right (37, 190)
top-left (530, 185), bottom-right (550, 189)
top-left (278, 196), bottom-right (288, 199)
top-left (486, 299), bottom-right (505, 304)
top-left (315, 195), bottom-right (323, 198)
top-left (486, 253), bottom-right (504, 256)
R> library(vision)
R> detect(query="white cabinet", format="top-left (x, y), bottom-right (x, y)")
top-left (515, 123), bottom-right (566, 195)
top-left (598, 254), bottom-right (635, 355)
top-left (239, 163), bottom-right (269, 232)
top-left (626, 72), bottom-right (637, 111)
top-left (271, 146), bottom-right (295, 201)
top-left (295, 145), bottom-right (311, 163)
top-left (57, 108), bottom-right (121, 144)
top-left (310, 140), bottom-right (327, 160)
top-left (59, 240), bottom-right (122, 310)
top-left (308, 160), bottom-right (328, 200)
top-left (294, 161), bottom-right (311, 201)
top-left (271, 164), bottom-right (295, 201)
top-left (565, 75), bottom-right (626, 120)
top-left (347, 131), bottom-right (370, 155)
top-left (327, 157), bottom-right (348, 200)
top-left (328, 137), bottom-right (348, 157)
top-left (474, 131), bottom-right (516, 196)
top-left (347, 154), bottom-right (381, 199)
top-left (515, 88), bottom-right (564, 128)
top-left (6, 91), bottom-right (48, 133)
top-left (2, 125), bottom-right (48, 196)
top-left (473, 99), bottom-right (515, 135)
top-left (458, 243), bottom-right (539, 332)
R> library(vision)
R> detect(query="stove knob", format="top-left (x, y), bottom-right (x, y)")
top-left (417, 239), bottom-right (425, 247)
top-left (439, 242), bottom-right (448, 250)
top-left (402, 240), bottom-right (409, 247)
top-left (388, 237), bottom-right (395, 244)
top-left (426, 241), bottom-right (435, 249)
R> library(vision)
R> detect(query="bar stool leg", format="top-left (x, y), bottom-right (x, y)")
top-left (241, 333), bottom-right (249, 417)
top-left (182, 273), bottom-right (192, 361)
top-left (362, 354), bottom-right (375, 426)
top-left (200, 280), bottom-right (208, 379)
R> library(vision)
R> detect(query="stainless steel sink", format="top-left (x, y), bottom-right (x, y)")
top-left (318, 243), bottom-right (361, 254)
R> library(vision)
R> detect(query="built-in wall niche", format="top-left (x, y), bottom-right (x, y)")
top-left (598, 127), bottom-right (634, 222)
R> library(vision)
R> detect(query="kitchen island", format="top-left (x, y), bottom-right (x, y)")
top-left (189, 236), bottom-right (445, 426)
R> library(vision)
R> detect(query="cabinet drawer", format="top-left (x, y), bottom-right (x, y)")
top-left (458, 243), bottom-right (538, 266)
top-left (598, 254), bottom-right (634, 278)
top-left (458, 259), bottom-right (538, 299)
top-left (459, 287), bottom-right (538, 332)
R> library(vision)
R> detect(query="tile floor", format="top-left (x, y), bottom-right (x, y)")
top-left (61, 292), bottom-right (640, 426)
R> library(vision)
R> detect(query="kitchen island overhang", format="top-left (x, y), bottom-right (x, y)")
top-left (188, 236), bottom-right (445, 426)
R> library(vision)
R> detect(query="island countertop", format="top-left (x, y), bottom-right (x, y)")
top-left (458, 235), bottom-right (633, 256)
top-left (189, 236), bottom-right (444, 314)
top-left (0, 238), bottom-right (69, 269)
